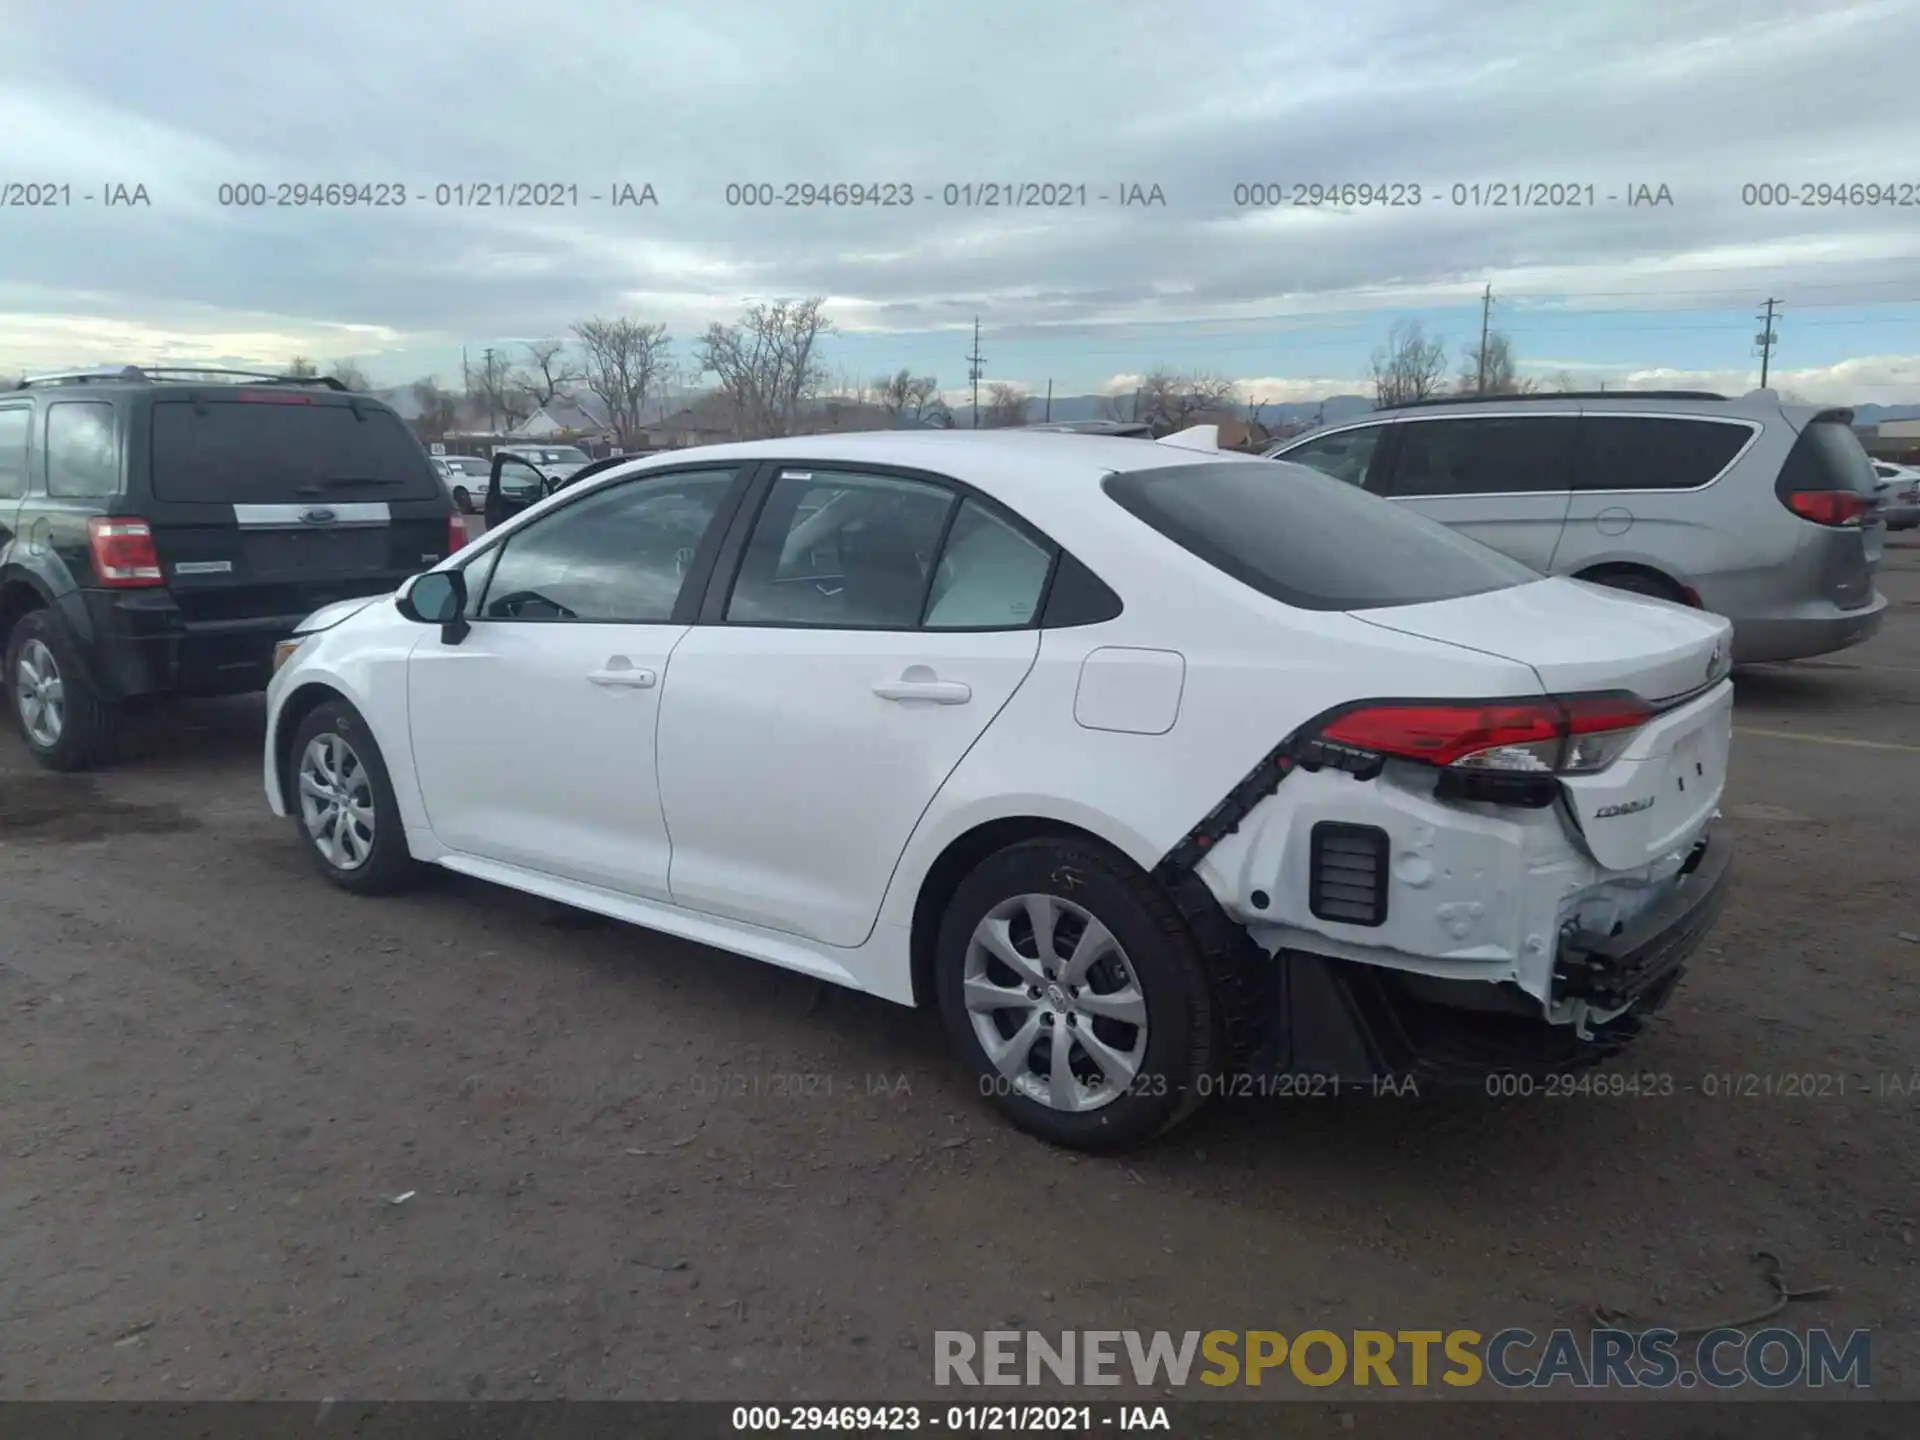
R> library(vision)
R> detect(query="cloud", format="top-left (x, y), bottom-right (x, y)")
top-left (0, 0), bottom-right (1916, 392)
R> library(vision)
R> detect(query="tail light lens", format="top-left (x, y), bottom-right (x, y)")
top-left (1309, 692), bottom-right (1652, 778)
top-left (86, 517), bottom-right (165, 587)
top-left (1783, 490), bottom-right (1871, 527)
top-left (448, 512), bottom-right (469, 552)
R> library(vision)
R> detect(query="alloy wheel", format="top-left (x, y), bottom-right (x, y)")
top-left (962, 893), bottom-right (1150, 1113)
top-left (14, 638), bottom-right (65, 748)
top-left (298, 732), bottom-right (376, 870)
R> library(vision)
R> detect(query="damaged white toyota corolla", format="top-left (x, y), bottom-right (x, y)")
top-left (264, 427), bottom-right (1734, 1151)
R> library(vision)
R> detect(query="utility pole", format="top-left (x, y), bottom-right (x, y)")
top-left (482, 346), bottom-right (498, 431)
top-left (966, 318), bottom-right (985, 429)
top-left (1755, 298), bottom-right (1781, 389)
top-left (1476, 283), bottom-right (1494, 395)
top-left (1044, 379), bottom-right (1052, 423)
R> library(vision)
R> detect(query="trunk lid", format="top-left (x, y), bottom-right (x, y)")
top-left (1351, 577), bottom-right (1734, 870)
top-left (1350, 576), bottom-right (1732, 703)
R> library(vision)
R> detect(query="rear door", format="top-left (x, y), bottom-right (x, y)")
top-left (1375, 413), bottom-right (1577, 571)
top-left (138, 390), bottom-right (455, 627)
top-left (1559, 413), bottom-right (1759, 579)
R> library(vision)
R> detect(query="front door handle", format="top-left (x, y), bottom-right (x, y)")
top-left (873, 665), bottom-right (971, 705)
top-left (588, 659), bottom-right (657, 689)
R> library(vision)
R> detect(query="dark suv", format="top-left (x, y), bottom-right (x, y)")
top-left (0, 367), bottom-right (465, 769)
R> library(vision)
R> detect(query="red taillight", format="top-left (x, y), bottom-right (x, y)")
top-left (236, 389), bottom-right (317, 405)
top-left (86, 517), bottom-right (165, 588)
top-left (1783, 490), bottom-right (1870, 527)
top-left (448, 512), bottom-right (469, 552)
top-left (1312, 692), bottom-right (1652, 775)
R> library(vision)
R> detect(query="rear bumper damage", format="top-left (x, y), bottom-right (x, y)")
top-left (1236, 824), bottom-right (1730, 1086)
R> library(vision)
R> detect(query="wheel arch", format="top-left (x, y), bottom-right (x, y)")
top-left (1572, 560), bottom-right (1697, 604)
top-left (0, 570), bottom-right (52, 650)
top-left (271, 680), bottom-right (356, 810)
top-left (906, 814), bottom-right (1153, 1009)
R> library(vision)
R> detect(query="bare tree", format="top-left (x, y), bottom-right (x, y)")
top-left (1456, 330), bottom-right (1533, 396)
top-left (569, 318), bottom-right (672, 446)
top-left (1135, 368), bottom-right (1239, 433)
top-left (286, 356), bottom-right (318, 378)
top-left (981, 381), bottom-right (1030, 428)
top-left (518, 340), bottom-right (579, 407)
top-left (1369, 321), bottom-right (1448, 408)
top-left (1541, 368), bottom-right (1581, 394)
top-left (873, 368), bottom-right (948, 426)
top-left (695, 297), bottom-right (833, 440)
top-left (463, 349), bottom-right (534, 431)
top-left (327, 359), bottom-right (372, 392)
top-left (409, 377), bottom-right (459, 437)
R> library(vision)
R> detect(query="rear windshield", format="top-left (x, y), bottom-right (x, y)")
top-left (1777, 419), bottom-right (1879, 498)
top-left (149, 398), bottom-right (443, 503)
top-left (1103, 459), bottom-right (1540, 612)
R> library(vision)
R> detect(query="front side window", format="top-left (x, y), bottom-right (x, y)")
top-left (1277, 425), bottom-right (1386, 490)
top-left (1386, 416), bottom-right (1576, 497)
top-left (475, 469), bottom-right (736, 622)
top-left (726, 471), bottom-right (957, 628)
top-left (1106, 459), bottom-right (1539, 612)
top-left (46, 402), bottom-right (119, 498)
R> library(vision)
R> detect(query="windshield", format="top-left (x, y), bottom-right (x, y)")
top-left (1103, 458), bottom-right (1540, 611)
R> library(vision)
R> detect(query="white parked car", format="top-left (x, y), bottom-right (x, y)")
top-left (264, 430), bottom-right (1735, 1150)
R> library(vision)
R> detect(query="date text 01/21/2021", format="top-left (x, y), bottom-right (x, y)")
top-left (722, 183), bottom-right (1168, 208)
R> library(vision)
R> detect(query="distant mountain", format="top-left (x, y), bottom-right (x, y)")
top-left (949, 392), bottom-right (1376, 428)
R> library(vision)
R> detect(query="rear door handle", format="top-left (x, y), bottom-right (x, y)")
top-left (588, 660), bottom-right (657, 689)
top-left (873, 666), bottom-right (971, 705)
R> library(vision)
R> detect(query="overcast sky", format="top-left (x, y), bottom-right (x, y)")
top-left (4, 0), bottom-right (1918, 403)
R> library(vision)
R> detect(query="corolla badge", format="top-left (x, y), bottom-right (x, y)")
top-left (1593, 795), bottom-right (1657, 819)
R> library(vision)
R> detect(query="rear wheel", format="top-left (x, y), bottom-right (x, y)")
top-left (288, 699), bottom-right (422, 894)
top-left (6, 609), bottom-right (118, 771)
top-left (934, 837), bottom-right (1217, 1151)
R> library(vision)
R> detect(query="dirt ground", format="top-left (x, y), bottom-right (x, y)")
top-left (1, 544), bottom-right (1916, 1408)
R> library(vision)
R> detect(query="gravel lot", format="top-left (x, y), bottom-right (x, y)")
top-left (2, 545), bottom-right (1916, 1405)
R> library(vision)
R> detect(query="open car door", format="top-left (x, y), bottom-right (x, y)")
top-left (483, 453), bottom-right (554, 528)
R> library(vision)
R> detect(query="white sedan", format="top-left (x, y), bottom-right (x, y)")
top-left (264, 428), bottom-right (1736, 1150)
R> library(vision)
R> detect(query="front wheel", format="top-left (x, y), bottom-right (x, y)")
top-left (934, 837), bottom-right (1218, 1151)
top-left (288, 699), bottom-right (423, 894)
top-left (451, 485), bottom-right (473, 513)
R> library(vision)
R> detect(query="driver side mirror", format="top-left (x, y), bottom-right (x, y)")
top-left (397, 568), bottom-right (470, 644)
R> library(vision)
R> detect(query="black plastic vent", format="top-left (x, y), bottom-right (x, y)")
top-left (1308, 822), bottom-right (1390, 927)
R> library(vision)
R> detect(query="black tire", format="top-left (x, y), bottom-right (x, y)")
top-left (287, 698), bottom-right (423, 895)
top-left (934, 837), bottom-right (1217, 1152)
top-left (1582, 568), bottom-right (1684, 602)
top-left (5, 608), bottom-right (118, 772)
top-left (452, 486), bottom-right (473, 513)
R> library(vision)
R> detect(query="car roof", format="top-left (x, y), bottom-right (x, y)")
top-left (578, 429), bottom-right (1252, 538)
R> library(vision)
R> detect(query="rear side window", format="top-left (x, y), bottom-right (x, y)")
top-left (46, 402), bottom-right (120, 498)
top-left (1385, 416), bottom-right (1576, 497)
top-left (1777, 419), bottom-right (1879, 499)
top-left (1574, 416), bottom-right (1752, 491)
top-left (0, 406), bottom-right (28, 499)
top-left (1276, 424), bottom-right (1388, 491)
top-left (149, 398), bottom-right (442, 504)
top-left (1104, 460), bottom-right (1539, 612)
